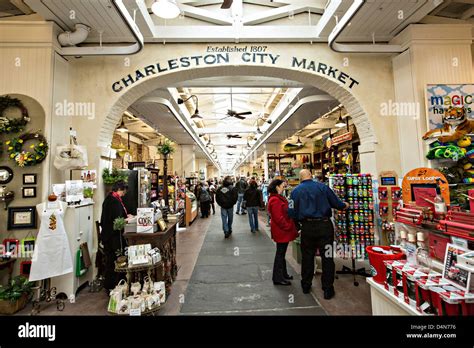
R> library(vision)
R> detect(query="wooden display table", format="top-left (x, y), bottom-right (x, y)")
top-left (367, 277), bottom-right (422, 315)
top-left (123, 222), bottom-right (177, 295)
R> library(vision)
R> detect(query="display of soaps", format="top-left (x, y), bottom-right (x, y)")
top-left (331, 174), bottom-right (375, 259)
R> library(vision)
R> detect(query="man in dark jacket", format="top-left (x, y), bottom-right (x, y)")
top-left (235, 176), bottom-right (248, 215)
top-left (216, 176), bottom-right (238, 238)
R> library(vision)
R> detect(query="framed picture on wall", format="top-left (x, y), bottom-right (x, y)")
top-left (22, 187), bottom-right (37, 198)
top-left (7, 207), bottom-right (37, 230)
top-left (23, 174), bottom-right (37, 185)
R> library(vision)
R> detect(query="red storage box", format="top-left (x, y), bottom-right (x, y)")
top-left (402, 266), bottom-right (442, 307)
top-left (415, 276), bottom-right (450, 314)
top-left (384, 259), bottom-right (407, 299)
top-left (429, 232), bottom-right (450, 261)
top-left (430, 285), bottom-right (474, 316)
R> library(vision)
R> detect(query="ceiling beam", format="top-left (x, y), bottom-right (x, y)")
top-left (461, 6), bottom-right (474, 20)
top-left (180, 4), bottom-right (234, 25)
top-left (151, 25), bottom-right (328, 41)
top-left (135, 0), bottom-right (157, 37)
top-left (242, 4), bottom-right (324, 25)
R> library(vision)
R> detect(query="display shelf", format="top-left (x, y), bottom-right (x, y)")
top-left (367, 277), bottom-right (423, 316)
top-left (109, 304), bottom-right (162, 316)
top-left (115, 260), bottom-right (163, 273)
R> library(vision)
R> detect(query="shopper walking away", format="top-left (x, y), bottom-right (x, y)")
top-left (235, 176), bottom-right (248, 214)
top-left (288, 169), bottom-right (349, 299)
top-left (100, 181), bottom-right (129, 291)
top-left (243, 179), bottom-right (264, 233)
top-left (215, 176), bottom-right (238, 238)
top-left (199, 184), bottom-right (211, 218)
top-left (209, 181), bottom-right (216, 215)
top-left (194, 182), bottom-right (202, 217)
top-left (267, 179), bottom-right (298, 286)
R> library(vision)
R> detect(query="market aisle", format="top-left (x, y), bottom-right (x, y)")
top-left (179, 211), bottom-right (326, 315)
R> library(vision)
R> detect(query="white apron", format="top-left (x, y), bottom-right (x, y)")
top-left (29, 202), bottom-right (73, 282)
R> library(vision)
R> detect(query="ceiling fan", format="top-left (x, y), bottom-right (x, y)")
top-left (214, 88), bottom-right (252, 120)
top-left (221, 0), bottom-right (233, 9)
top-left (227, 134), bottom-right (242, 139)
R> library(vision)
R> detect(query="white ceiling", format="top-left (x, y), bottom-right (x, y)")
top-left (20, 0), bottom-right (463, 44)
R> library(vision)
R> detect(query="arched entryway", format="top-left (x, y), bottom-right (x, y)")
top-left (98, 65), bottom-right (377, 174)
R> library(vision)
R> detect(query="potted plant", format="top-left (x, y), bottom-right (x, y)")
top-left (0, 276), bottom-right (34, 314)
top-left (157, 141), bottom-right (175, 206)
top-left (157, 140), bottom-right (175, 158)
top-left (113, 217), bottom-right (127, 268)
top-left (102, 168), bottom-right (128, 192)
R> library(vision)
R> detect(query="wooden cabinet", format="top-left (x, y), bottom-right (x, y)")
top-left (50, 203), bottom-right (94, 301)
top-left (185, 192), bottom-right (198, 226)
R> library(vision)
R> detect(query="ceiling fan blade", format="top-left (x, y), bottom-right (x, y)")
top-left (221, 0), bottom-right (233, 9)
top-left (235, 111), bottom-right (252, 116)
top-left (232, 115), bottom-right (247, 120)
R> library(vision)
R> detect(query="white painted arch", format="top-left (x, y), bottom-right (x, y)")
top-left (99, 64), bottom-right (378, 172)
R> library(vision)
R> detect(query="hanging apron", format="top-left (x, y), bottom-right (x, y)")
top-left (29, 203), bottom-right (73, 282)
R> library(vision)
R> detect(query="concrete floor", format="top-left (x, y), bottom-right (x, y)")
top-left (15, 210), bottom-right (372, 316)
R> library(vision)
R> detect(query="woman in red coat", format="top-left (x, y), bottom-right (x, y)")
top-left (267, 179), bottom-right (298, 285)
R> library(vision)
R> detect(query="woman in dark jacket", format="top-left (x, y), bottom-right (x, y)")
top-left (243, 179), bottom-right (264, 233)
top-left (100, 180), bottom-right (129, 291)
top-left (267, 179), bottom-right (298, 286)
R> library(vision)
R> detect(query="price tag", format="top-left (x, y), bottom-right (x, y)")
top-left (129, 308), bottom-right (141, 316)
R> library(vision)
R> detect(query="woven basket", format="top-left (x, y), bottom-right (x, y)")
top-left (0, 293), bottom-right (29, 314)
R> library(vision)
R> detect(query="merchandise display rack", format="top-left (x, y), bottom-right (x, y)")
top-left (331, 173), bottom-right (375, 286)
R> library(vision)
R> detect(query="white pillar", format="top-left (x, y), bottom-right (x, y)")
top-left (181, 145), bottom-right (196, 177)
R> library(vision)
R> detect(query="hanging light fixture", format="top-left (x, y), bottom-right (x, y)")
top-left (116, 118), bottom-right (128, 133)
top-left (335, 108), bottom-right (345, 128)
top-left (177, 95), bottom-right (202, 119)
top-left (246, 141), bottom-right (251, 149)
top-left (151, 0), bottom-right (181, 19)
top-left (296, 136), bottom-right (303, 146)
top-left (256, 126), bottom-right (263, 134)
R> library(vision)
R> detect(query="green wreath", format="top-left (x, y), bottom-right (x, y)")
top-left (0, 95), bottom-right (30, 134)
top-left (6, 132), bottom-right (48, 167)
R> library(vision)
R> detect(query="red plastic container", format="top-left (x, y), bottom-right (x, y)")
top-left (429, 285), bottom-right (474, 316)
top-left (366, 246), bottom-right (406, 284)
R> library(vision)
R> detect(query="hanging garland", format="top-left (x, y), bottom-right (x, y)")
top-left (0, 95), bottom-right (30, 134)
top-left (6, 132), bottom-right (48, 167)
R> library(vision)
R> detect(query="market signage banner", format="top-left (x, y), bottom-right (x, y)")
top-left (426, 84), bottom-right (474, 130)
top-left (331, 131), bottom-right (353, 146)
top-left (112, 45), bottom-right (360, 93)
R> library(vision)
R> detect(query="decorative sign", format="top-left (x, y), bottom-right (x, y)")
top-left (112, 47), bottom-right (360, 93)
top-left (443, 244), bottom-right (471, 292)
top-left (401, 168), bottom-right (450, 204)
top-left (137, 208), bottom-right (154, 233)
top-left (331, 132), bottom-right (353, 146)
top-left (426, 84), bottom-right (474, 131)
top-left (65, 180), bottom-right (84, 203)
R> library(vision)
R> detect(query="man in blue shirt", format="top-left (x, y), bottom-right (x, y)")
top-left (288, 169), bottom-right (348, 299)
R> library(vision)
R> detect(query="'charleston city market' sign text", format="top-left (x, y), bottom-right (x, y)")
top-left (112, 52), bottom-right (360, 93)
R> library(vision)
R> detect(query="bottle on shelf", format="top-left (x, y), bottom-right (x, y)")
top-left (433, 178), bottom-right (447, 219)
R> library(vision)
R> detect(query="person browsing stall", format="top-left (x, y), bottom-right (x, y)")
top-left (288, 169), bottom-right (349, 299)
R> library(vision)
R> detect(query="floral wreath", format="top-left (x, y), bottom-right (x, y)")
top-left (6, 132), bottom-right (48, 167)
top-left (0, 95), bottom-right (30, 134)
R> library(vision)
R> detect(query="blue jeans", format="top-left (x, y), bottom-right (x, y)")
top-left (220, 207), bottom-right (234, 234)
top-left (236, 193), bottom-right (245, 213)
top-left (247, 206), bottom-right (259, 231)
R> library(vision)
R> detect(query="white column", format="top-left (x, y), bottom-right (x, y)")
top-left (181, 145), bottom-right (196, 177)
top-left (263, 149), bottom-right (269, 181)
